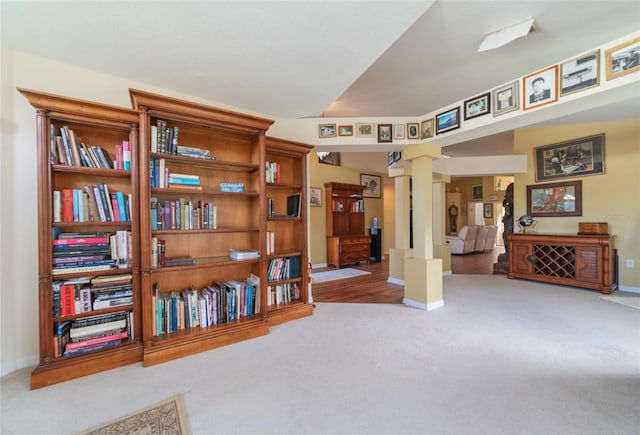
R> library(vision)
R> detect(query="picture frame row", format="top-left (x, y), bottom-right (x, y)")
top-left (318, 35), bottom-right (639, 142)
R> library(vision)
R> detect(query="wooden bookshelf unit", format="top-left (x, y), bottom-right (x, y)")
top-left (324, 182), bottom-right (371, 268)
top-left (507, 232), bottom-right (616, 294)
top-left (19, 88), bottom-right (143, 389)
top-left (21, 87), bottom-right (313, 387)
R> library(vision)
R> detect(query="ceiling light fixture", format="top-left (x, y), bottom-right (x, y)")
top-left (478, 16), bottom-right (535, 52)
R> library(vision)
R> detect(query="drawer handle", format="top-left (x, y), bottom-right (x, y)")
top-left (526, 255), bottom-right (538, 264)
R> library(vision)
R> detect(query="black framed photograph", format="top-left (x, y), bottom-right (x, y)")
top-left (407, 122), bottom-right (420, 139)
top-left (561, 50), bottom-right (600, 96)
top-left (527, 180), bottom-right (582, 217)
top-left (534, 134), bottom-right (605, 181)
top-left (483, 203), bottom-right (493, 219)
top-left (605, 36), bottom-right (640, 80)
top-left (493, 81), bottom-right (519, 116)
top-left (310, 187), bottom-right (322, 207)
top-left (523, 65), bottom-right (558, 110)
top-left (435, 108), bottom-right (460, 135)
top-left (317, 152), bottom-right (340, 166)
top-left (338, 125), bottom-right (353, 136)
top-left (464, 92), bottom-right (491, 120)
top-left (355, 123), bottom-right (375, 138)
top-left (360, 173), bottom-right (382, 198)
top-left (471, 184), bottom-right (483, 201)
top-left (421, 118), bottom-right (434, 139)
top-left (393, 124), bottom-right (405, 140)
top-left (318, 123), bottom-right (336, 138)
top-left (377, 124), bottom-right (392, 143)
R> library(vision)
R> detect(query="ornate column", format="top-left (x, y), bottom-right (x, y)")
top-left (402, 143), bottom-right (443, 311)
top-left (387, 166), bottom-right (412, 285)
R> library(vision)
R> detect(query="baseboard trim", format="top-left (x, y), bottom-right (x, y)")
top-left (0, 355), bottom-right (38, 378)
top-left (617, 285), bottom-right (640, 294)
top-left (388, 277), bottom-right (404, 286)
top-left (403, 298), bottom-right (445, 311)
top-left (443, 270), bottom-right (452, 276)
top-left (312, 263), bottom-right (328, 270)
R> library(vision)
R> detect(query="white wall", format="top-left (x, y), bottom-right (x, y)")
top-left (0, 47), bottom-right (282, 376)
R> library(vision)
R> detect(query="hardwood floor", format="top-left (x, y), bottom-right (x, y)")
top-left (311, 247), bottom-right (506, 304)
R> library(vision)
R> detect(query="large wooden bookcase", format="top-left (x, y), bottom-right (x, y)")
top-left (265, 137), bottom-right (314, 325)
top-left (129, 89), bottom-right (314, 366)
top-left (507, 232), bottom-right (616, 294)
top-left (21, 87), bottom-right (314, 386)
top-left (324, 182), bottom-right (371, 268)
top-left (19, 88), bottom-right (143, 389)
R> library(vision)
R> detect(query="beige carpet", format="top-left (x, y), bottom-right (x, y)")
top-left (599, 294), bottom-right (640, 310)
top-left (76, 394), bottom-right (190, 435)
top-left (311, 267), bottom-right (371, 283)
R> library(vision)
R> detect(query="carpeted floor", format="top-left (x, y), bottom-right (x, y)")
top-left (311, 267), bottom-right (371, 283)
top-left (600, 294), bottom-right (640, 310)
top-left (77, 394), bottom-right (190, 435)
top-left (2, 275), bottom-right (639, 435)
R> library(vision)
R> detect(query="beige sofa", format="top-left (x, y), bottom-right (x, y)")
top-left (446, 225), bottom-right (497, 254)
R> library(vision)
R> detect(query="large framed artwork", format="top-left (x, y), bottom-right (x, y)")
top-left (534, 134), bottom-right (605, 181)
top-left (527, 180), bottom-right (582, 217)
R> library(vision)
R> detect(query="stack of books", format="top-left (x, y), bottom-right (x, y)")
top-left (168, 172), bottom-right (201, 190)
top-left (55, 311), bottom-right (131, 357)
top-left (52, 233), bottom-right (117, 275)
top-left (229, 249), bottom-right (260, 261)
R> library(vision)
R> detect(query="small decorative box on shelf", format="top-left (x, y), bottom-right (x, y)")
top-left (578, 222), bottom-right (608, 235)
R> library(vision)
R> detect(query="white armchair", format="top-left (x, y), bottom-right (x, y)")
top-left (445, 225), bottom-right (479, 254)
top-left (474, 225), bottom-right (490, 252)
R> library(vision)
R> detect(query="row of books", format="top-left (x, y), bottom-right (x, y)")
top-left (53, 185), bottom-right (131, 223)
top-left (331, 199), bottom-right (364, 213)
top-left (151, 119), bottom-right (178, 155)
top-left (150, 197), bottom-right (217, 230)
top-left (266, 231), bottom-right (276, 255)
top-left (150, 237), bottom-right (197, 268)
top-left (54, 311), bottom-right (133, 358)
top-left (267, 255), bottom-right (301, 282)
top-left (151, 274), bottom-right (260, 335)
top-left (265, 161), bottom-right (281, 184)
top-left (267, 282), bottom-right (301, 307)
top-left (50, 125), bottom-right (130, 170)
top-left (52, 273), bottom-right (134, 317)
top-left (150, 158), bottom-right (203, 190)
top-left (52, 231), bottom-right (131, 275)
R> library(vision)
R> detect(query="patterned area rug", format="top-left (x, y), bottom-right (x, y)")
top-left (599, 295), bottom-right (640, 310)
top-left (76, 394), bottom-right (190, 435)
top-left (311, 268), bottom-right (371, 283)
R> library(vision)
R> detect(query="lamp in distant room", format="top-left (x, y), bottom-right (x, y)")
top-left (478, 16), bottom-right (535, 52)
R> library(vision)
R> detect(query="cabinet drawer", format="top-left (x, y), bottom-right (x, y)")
top-left (340, 251), bottom-right (368, 263)
top-left (341, 243), bottom-right (369, 253)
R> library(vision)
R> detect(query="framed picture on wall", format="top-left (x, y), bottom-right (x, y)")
top-left (534, 134), bottom-right (605, 181)
top-left (527, 180), bottom-right (582, 217)
top-left (483, 203), bottom-right (493, 218)
top-left (471, 184), bottom-right (483, 201)
top-left (361, 173), bottom-right (382, 198)
top-left (310, 187), bottom-right (322, 207)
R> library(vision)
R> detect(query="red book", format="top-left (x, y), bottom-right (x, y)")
top-left (60, 284), bottom-right (75, 317)
top-left (110, 193), bottom-right (121, 222)
top-left (65, 330), bottom-right (128, 351)
top-left (53, 237), bottom-right (109, 245)
top-left (61, 189), bottom-right (74, 223)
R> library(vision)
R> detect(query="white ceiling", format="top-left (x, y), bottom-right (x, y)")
top-left (2, 0), bottom-right (639, 160)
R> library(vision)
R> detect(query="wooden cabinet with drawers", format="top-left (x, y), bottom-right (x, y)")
top-left (325, 182), bottom-right (371, 268)
top-left (507, 232), bottom-right (616, 294)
